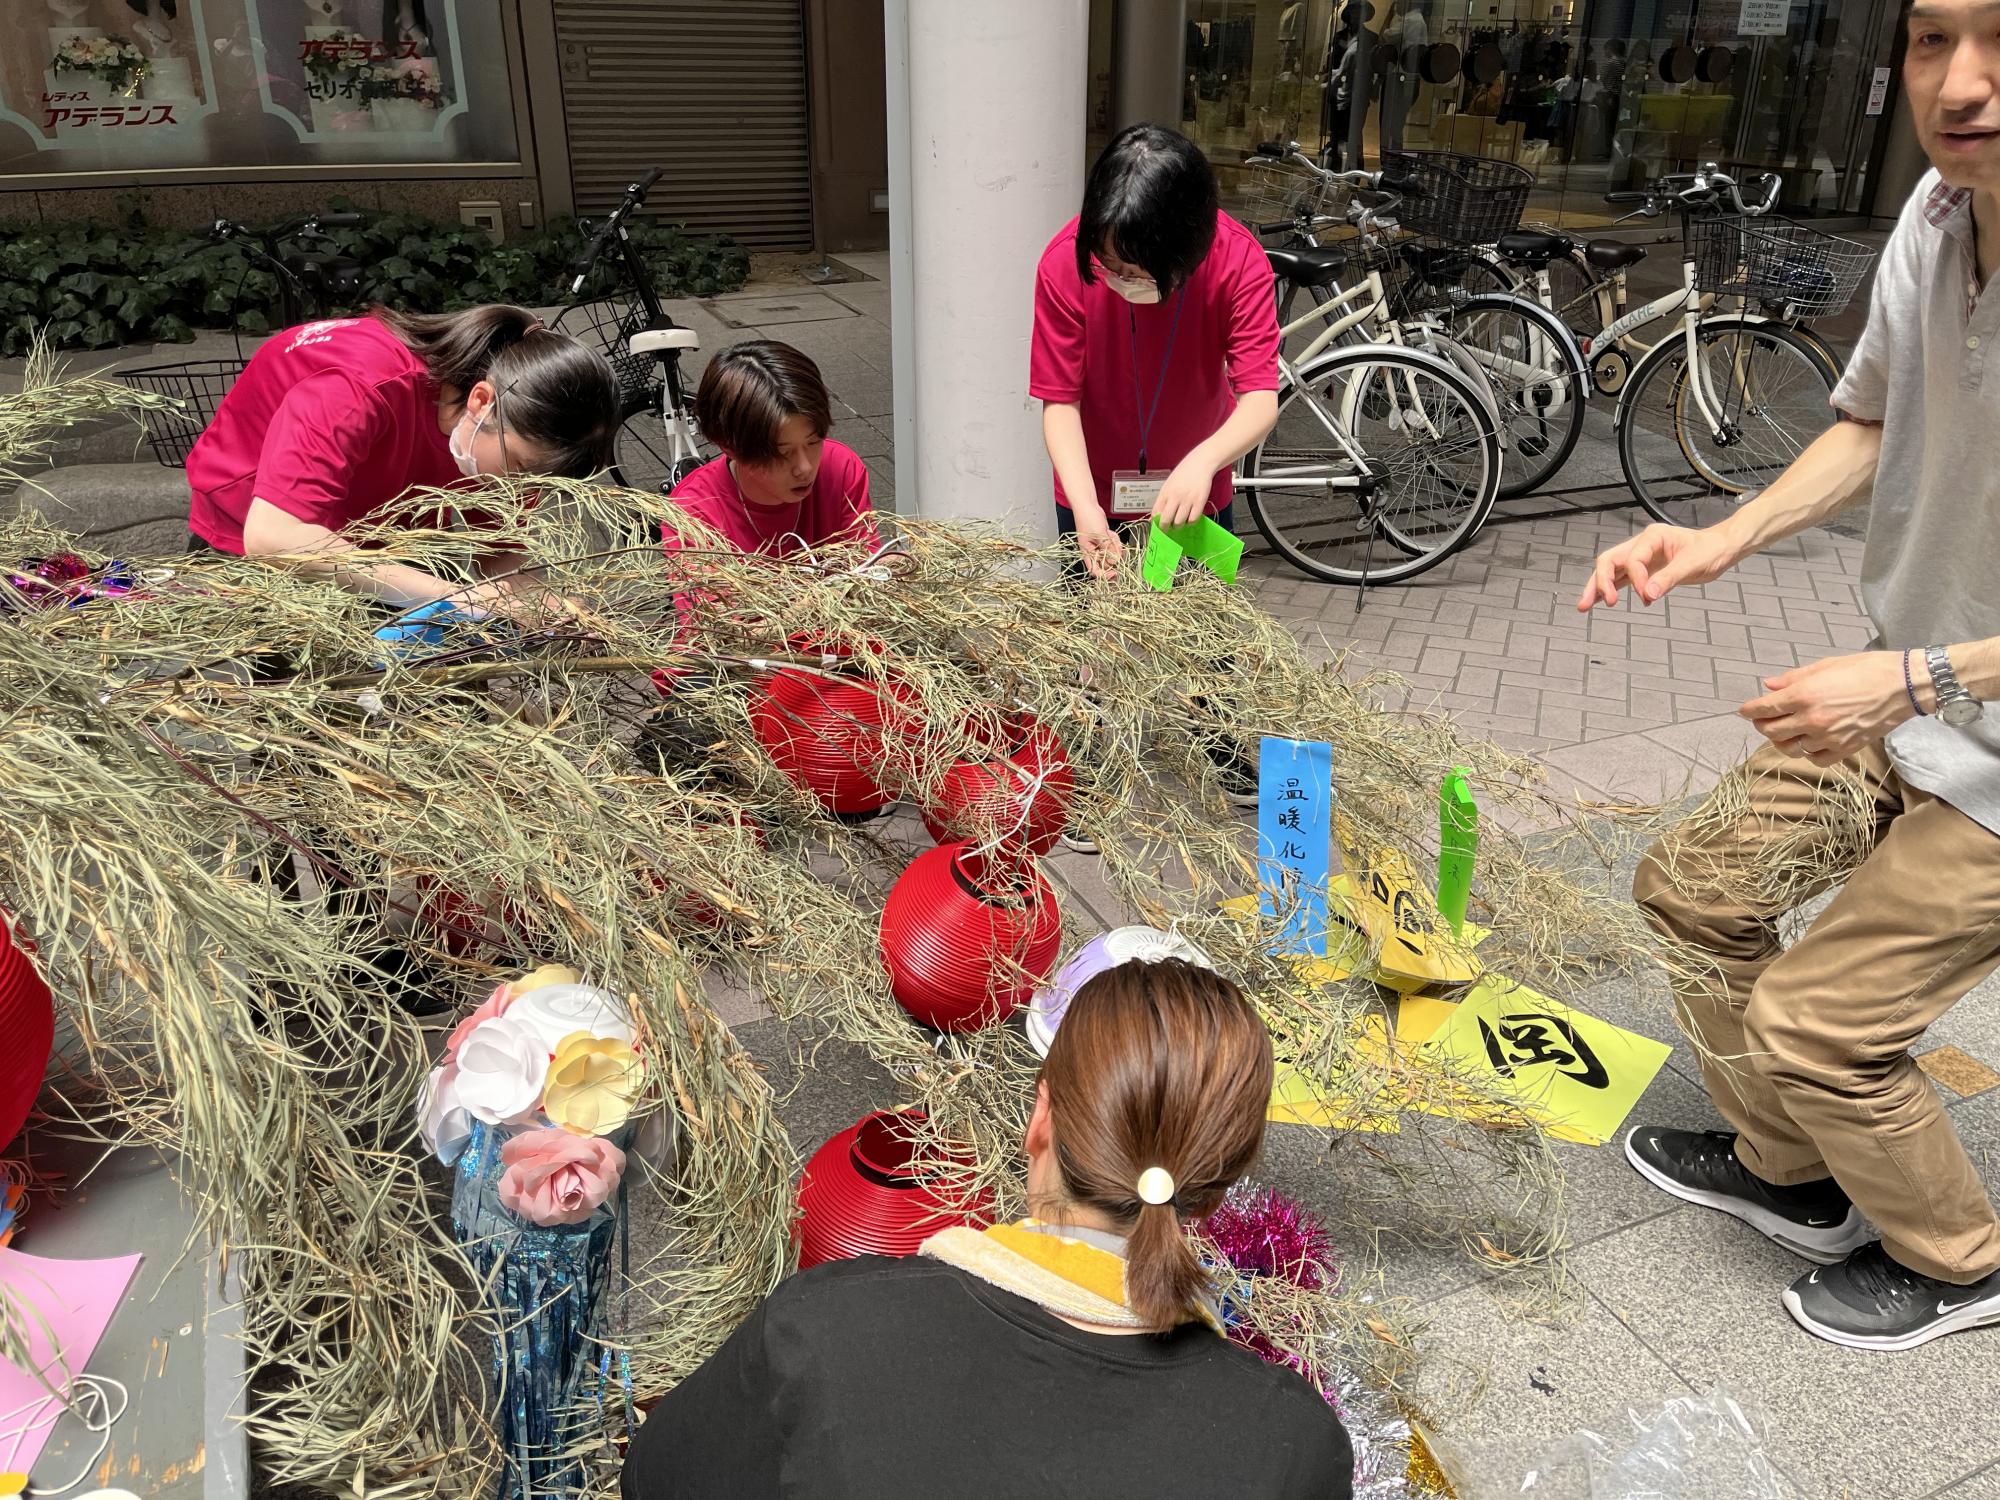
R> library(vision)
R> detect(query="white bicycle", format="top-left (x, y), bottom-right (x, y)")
top-left (557, 168), bottom-right (708, 500)
top-left (1246, 143), bottom-right (1590, 504)
top-left (1235, 169), bottom-right (1503, 587)
top-left (1561, 166), bottom-right (1869, 528)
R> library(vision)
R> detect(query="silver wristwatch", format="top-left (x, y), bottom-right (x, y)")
top-left (1925, 645), bottom-right (1985, 727)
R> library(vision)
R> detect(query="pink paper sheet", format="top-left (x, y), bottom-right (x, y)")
top-left (0, 1246), bottom-right (144, 1476)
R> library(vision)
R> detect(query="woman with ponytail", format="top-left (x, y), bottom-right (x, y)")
top-left (623, 959), bottom-right (1352, 1499)
top-left (185, 304), bottom-right (619, 612)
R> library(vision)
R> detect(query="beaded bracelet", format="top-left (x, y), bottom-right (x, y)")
top-left (1904, 649), bottom-right (1928, 717)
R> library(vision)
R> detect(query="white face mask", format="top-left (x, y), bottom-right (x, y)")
top-left (448, 407), bottom-right (487, 478)
top-left (1102, 270), bottom-right (1162, 305)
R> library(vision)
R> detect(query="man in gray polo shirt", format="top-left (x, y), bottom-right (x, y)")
top-left (1577, 0), bottom-right (2000, 1352)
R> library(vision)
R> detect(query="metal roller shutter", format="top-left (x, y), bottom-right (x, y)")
top-left (553, 0), bottom-right (814, 250)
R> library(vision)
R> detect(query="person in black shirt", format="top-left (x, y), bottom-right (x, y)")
top-left (621, 959), bottom-right (1354, 1499)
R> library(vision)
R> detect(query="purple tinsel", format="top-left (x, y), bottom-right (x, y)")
top-left (3, 555), bottom-right (139, 613)
top-left (1205, 1183), bottom-right (1340, 1294)
top-left (1204, 1183), bottom-right (1412, 1497)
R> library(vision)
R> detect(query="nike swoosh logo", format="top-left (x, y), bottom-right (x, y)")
top-left (1805, 1217), bottom-right (1837, 1227)
top-left (1938, 1296), bottom-right (1990, 1315)
top-left (1807, 1270), bottom-right (1822, 1285)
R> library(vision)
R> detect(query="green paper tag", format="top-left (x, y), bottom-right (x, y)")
top-left (1141, 522), bottom-right (1185, 592)
top-left (1437, 768), bottom-right (1478, 938)
top-left (1143, 516), bottom-right (1245, 592)
top-left (1166, 516), bottom-right (1245, 585)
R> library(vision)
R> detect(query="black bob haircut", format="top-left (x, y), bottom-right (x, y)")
top-left (1076, 123), bottom-right (1220, 297)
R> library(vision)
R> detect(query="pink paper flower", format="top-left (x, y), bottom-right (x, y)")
top-left (445, 984), bottom-right (513, 1061)
top-left (497, 1128), bottom-right (627, 1226)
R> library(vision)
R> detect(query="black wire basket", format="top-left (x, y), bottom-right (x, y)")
top-left (1381, 149), bottom-right (1534, 244)
top-left (115, 360), bottom-right (246, 469)
top-left (554, 294), bottom-right (665, 420)
top-left (1688, 214), bottom-right (1876, 318)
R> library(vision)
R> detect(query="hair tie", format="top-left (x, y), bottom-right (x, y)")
top-left (522, 317), bottom-right (545, 336)
top-left (1136, 1166), bottom-right (1175, 1206)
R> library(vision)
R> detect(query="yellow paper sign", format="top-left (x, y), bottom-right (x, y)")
top-left (1423, 976), bottom-right (1672, 1146)
top-left (1328, 858), bottom-right (1488, 994)
top-left (1395, 995), bottom-right (1458, 1045)
top-left (1267, 1017), bottom-right (1403, 1131)
top-left (1220, 892), bottom-right (1366, 986)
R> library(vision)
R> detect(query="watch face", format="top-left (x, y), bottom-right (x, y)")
top-left (1941, 696), bottom-right (1985, 727)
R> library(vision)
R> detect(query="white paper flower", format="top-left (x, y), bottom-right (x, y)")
top-left (416, 1061), bottom-right (473, 1166)
top-left (503, 982), bottom-right (635, 1053)
top-left (453, 1016), bottom-right (551, 1124)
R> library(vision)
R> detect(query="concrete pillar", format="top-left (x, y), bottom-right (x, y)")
top-left (1112, 0), bottom-right (1187, 133)
top-left (897, 0), bottom-right (1089, 539)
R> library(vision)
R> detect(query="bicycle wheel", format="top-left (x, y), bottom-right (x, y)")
top-left (1617, 318), bottom-right (1837, 529)
top-left (1436, 292), bottom-right (1588, 498)
top-left (1240, 345), bottom-right (1501, 586)
top-left (612, 413), bottom-right (678, 496)
top-left (1543, 248), bottom-right (1606, 340)
top-left (1461, 251), bottom-right (1520, 297)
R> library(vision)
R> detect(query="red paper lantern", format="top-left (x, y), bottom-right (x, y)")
top-left (413, 874), bottom-right (528, 958)
top-left (0, 916), bottom-right (54, 1151)
top-left (751, 661), bottom-right (918, 815)
top-left (879, 843), bottom-right (1062, 1031)
top-left (639, 815), bottom-right (767, 932)
top-left (796, 1109), bottom-right (990, 1270)
top-left (921, 713), bottom-right (1074, 857)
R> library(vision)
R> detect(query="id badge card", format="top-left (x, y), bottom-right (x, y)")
top-left (1109, 470), bottom-right (1164, 522)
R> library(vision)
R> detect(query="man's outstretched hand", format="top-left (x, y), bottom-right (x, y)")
top-left (1740, 651), bottom-right (1919, 766)
top-left (1577, 522), bottom-right (1740, 612)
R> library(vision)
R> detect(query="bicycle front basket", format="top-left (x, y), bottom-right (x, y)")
top-left (1241, 164), bottom-right (1349, 232)
top-left (554, 294), bottom-right (665, 419)
top-left (1732, 218), bottom-right (1877, 318)
top-left (115, 360), bottom-right (246, 469)
top-left (1380, 150), bottom-right (1534, 244)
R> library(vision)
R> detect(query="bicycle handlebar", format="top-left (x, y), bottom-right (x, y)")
top-left (570, 167), bottom-right (665, 291)
top-left (1604, 163), bottom-right (1783, 218)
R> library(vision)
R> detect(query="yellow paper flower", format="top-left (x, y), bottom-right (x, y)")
top-left (505, 963), bottom-right (581, 1002)
top-left (543, 1032), bottom-right (646, 1137)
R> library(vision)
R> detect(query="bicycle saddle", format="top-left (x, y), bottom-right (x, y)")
top-left (1584, 239), bottom-right (1648, 271)
top-left (1265, 244), bottom-right (1350, 288)
top-left (1397, 242), bottom-right (1472, 284)
top-left (1496, 229), bottom-right (1567, 264)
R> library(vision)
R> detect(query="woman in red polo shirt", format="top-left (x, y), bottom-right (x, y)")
top-left (186, 305), bottom-right (619, 612)
top-left (1031, 123), bottom-right (1281, 581)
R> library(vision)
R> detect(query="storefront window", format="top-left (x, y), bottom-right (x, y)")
top-left (0, 0), bottom-right (519, 178)
top-left (1173, 0), bottom-right (1899, 226)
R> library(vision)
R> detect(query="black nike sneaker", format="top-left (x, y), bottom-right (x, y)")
top-left (1624, 1126), bottom-right (1872, 1263)
top-left (1785, 1241), bottom-right (2000, 1351)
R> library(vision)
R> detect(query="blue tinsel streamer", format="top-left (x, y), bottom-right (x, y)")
top-left (453, 1119), bottom-right (620, 1500)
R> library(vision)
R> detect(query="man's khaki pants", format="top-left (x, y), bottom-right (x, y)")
top-left (1634, 738), bottom-right (2000, 1284)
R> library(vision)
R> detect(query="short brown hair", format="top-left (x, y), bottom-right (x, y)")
top-left (374, 305), bottom-right (619, 480)
top-left (693, 341), bottom-right (832, 464)
top-left (1038, 959), bottom-right (1273, 1332)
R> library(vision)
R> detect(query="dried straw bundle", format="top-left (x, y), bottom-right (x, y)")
top-left (0, 472), bottom-right (1656, 1493)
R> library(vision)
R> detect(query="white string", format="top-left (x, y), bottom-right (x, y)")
top-left (0, 1355), bottom-right (130, 1498)
top-left (969, 762), bottom-right (1057, 861)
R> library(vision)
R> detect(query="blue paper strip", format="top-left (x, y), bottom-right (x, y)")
top-left (1257, 736), bottom-right (1334, 957)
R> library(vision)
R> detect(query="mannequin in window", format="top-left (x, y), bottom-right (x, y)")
top-left (1381, 0), bottom-right (1427, 154)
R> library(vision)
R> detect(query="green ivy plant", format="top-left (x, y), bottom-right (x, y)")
top-left (0, 197), bottom-right (752, 357)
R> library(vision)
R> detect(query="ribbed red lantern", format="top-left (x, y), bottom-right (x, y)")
top-left (921, 714), bottom-right (1074, 857)
top-left (0, 915), bottom-right (54, 1151)
top-left (795, 1109), bottom-right (991, 1270)
top-left (413, 875), bottom-right (528, 958)
top-left (639, 815), bottom-right (767, 932)
top-left (750, 662), bottom-right (919, 815)
top-left (879, 843), bottom-right (1062, 1031)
